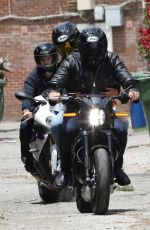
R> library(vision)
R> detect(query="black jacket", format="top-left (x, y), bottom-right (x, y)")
top-left (52, 50), bottom-right (136, 94)
top-left (22, 68), bottom-right (53, 111)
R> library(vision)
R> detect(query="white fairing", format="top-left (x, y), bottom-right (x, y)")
top-left (30, 134), bottom-right (48, 161)
top-left (34, 95), bottom-right (55, 131)
top-left (50, 144), bottom-right (61, 173)
top-left (29, 95), bottom-right (61, 169)
top-left (34, 95), bottom-right (65, 131)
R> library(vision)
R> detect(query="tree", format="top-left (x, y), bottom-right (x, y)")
top-left (138, 0), bottom-right (150, 71)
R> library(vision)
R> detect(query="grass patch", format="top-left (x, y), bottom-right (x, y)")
top-left (116, 184), bottom-right (134, 191)
top-left (145, 168), bottom-right (150, 173)
top-left (132, 127), bottom-right (148, 133)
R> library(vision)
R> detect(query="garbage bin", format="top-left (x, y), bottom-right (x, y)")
top-left (130, 72), bottom-right (148, 129)
top-left (130, 100), bottom-right (147, 129)
top-left (133, 72), bottom-right (150, 134)
top-left (0, 78), bottom-right (6, 121)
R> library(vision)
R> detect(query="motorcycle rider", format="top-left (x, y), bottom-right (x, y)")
top-left (52, 21), bottom-right (79, 62)
top-left (19, 42), bottom-right (58, 173)
top-left (20, 22), bottom-right (80, 174)
top-left (49, 27), bottom-right (139, 187)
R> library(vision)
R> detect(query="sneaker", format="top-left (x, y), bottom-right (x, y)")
top-left (115, 168), bottom-right (131, 186)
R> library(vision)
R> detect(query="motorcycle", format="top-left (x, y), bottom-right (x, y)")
top-left (48, 86), bottom-right (133, 215)
top-left (15, 89), bottom-right (74, 203)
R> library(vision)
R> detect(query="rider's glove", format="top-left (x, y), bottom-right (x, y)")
top-left (22, 109), bottom-right (32, 120)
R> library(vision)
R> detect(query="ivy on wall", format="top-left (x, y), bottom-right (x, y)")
top-left (138, 0), bottom-right (150, 70)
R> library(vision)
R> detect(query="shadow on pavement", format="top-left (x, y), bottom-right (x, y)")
top-left (107, 208), bottom-right (137, 215)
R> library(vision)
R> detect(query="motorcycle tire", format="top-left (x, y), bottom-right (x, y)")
top-left (92, 148), bottom-right (110, 215)
top-left (76, 181), bottom-right (92, 213)
top-left (38, 182), bottom-right (60, 203)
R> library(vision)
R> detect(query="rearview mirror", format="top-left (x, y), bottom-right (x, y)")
top-left (15, 91), bottom-right (34, 101)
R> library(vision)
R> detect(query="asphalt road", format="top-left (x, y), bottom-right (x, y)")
top-left (0, 122), bottom-right (150, 230)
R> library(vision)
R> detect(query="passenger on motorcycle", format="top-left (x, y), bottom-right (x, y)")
top-left (20, 21), bottom-right (80, 174)
top-left (52, 21), bottom-right (79, 62)
top-left (19, 42), bottom-right (58, 173)
top-left (50, 27), bottom-right (139, 188)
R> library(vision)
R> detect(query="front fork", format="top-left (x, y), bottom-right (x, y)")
top-left (107, 131), bottom-right (115, 184)
top-left (83, 130), bottom-right (114, 186)
top-left (83, 130), bottom-right (92, 186)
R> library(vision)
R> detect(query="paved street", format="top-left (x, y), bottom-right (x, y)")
top-left (0, 121), bottom-right (150, 230)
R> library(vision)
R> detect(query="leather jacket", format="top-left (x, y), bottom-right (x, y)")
top-left (22, 68), bottom-right (54, 111)
top-left (52, 50), bottom-right (136, 94)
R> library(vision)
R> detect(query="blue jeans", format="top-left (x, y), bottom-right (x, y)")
top-left (51, 112), bottom-right (78, 172)
top-left (51, 112), bottom-right (129, 171)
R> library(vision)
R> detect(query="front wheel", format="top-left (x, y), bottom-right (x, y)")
top-left (92, 148), bottom-right (110, 215)
top-left (38, 182), bottom-right (60, 203)
top-left (76, 181), bottom-right (92, 213)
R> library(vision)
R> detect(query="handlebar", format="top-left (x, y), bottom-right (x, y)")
top-left (48, 91), bottom-right (130, 104)
top-left (112, 92), bottom-right (130, 104)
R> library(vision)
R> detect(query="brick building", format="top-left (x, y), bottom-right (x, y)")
top-left (0, 0), bottom-right (144, 120)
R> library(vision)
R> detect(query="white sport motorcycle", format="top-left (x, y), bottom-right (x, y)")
top-left (15, 89), bottom-right (73, 203)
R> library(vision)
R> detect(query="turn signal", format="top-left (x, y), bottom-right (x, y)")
top-left (63, 112), bottom-right (77, 117)
top-left (112, 112), bottom-right (129, 117)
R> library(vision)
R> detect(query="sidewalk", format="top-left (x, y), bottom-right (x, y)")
top-left (0, 121), bottom-right (20, 140)
top-left (0, 121), bottom-right (150, 229)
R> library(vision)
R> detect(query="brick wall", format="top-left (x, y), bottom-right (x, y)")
top-left (0, 0), bottom-right (144, 120)
top-left (0, 0), bottom-right (69, 120)
top-left (113, 2), bottom-right (144, 70)
top-left (0, 0), bottom-right (68, 16)
top-left (96, 0), bottom-right (126, 3)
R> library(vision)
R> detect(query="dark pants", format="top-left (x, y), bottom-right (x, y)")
top-left (19, 118), bottom-right (33, 162)
top-left (114, 117), bottom-right (128, 168)
top-left (113, 129), bottom-right (128, 169)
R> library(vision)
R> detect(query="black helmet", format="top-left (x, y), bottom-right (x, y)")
top-left (34, 42), bottom-right (58, 72)
top-left (78, 27), bottom-right (108, 66)
top-left (52, 21), bottom-right (79, 57)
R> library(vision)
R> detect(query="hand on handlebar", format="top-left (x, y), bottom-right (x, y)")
top-left (128, 91), bottom-right (139, 102)
top-left (102, 88), bottom-right (119, 98)
top-left (22, 110), bottom-right (32, 120)
top-left (48, 91), bottom-right (61, 102)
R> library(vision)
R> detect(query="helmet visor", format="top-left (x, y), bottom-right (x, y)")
top-left (78, 40), bottom-right (106, 58)
top-left (56, 41), bottom-right (73, 57)
top-left (35, 53), bottom-right (57, 68)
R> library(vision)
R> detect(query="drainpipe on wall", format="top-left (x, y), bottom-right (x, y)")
top-left (8, 0), bottom-right (11, 15)
top-left (141, 0), bottom-right (145, 8)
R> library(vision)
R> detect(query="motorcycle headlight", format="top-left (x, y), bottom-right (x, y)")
top-left (46, 115), bottom-right (54, 126)
top-left (89, 108), bottom-right (105, 126)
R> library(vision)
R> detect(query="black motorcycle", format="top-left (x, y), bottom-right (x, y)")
top-left (49, 89), bottom-right (131, 214)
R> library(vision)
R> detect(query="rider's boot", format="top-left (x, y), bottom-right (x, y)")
top-left (115, 151), bottom-right (131, 186)
top-left (114, 129), bottom-right (131, 186)
top-left (115, 167), bottom-right (131, 186)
